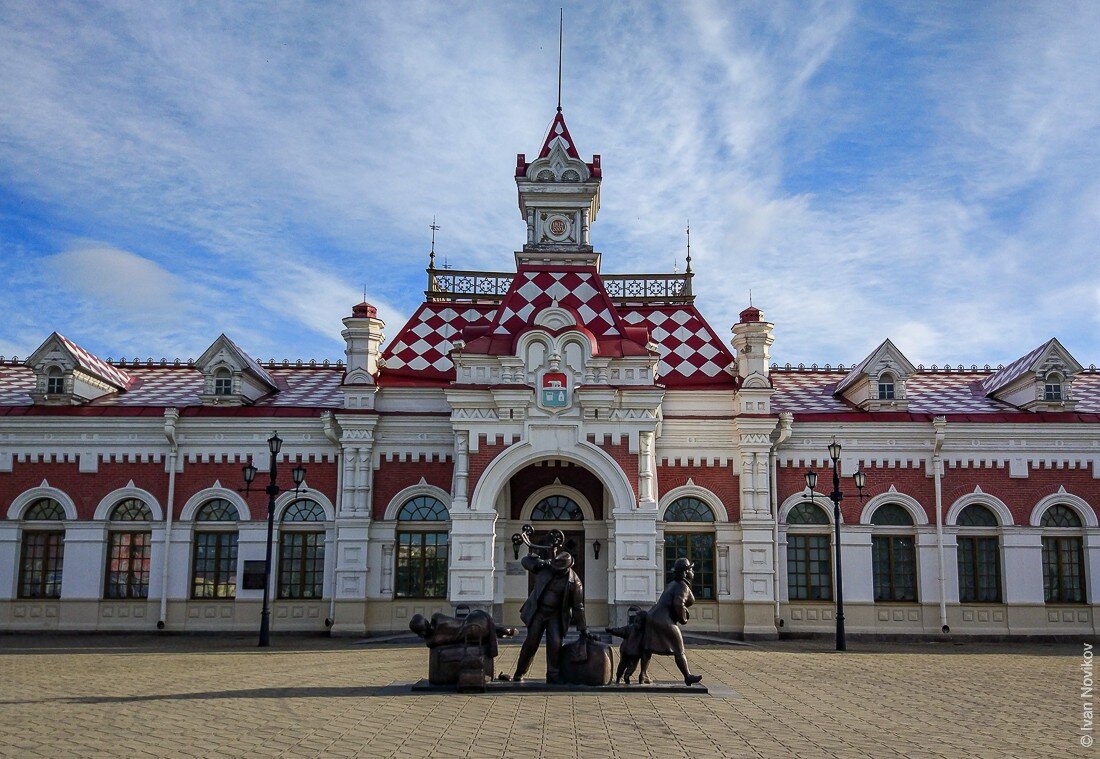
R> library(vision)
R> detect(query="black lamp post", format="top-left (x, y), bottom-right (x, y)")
top-left (241, 431), bottom-right (306, 648)
top-left (805, 439), bottom-right (866, 652)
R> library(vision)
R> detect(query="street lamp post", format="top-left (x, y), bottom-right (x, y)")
top-left (805, 439), bottom-right (866, 652)
top-left (241, 431), bottom-right (306, 648)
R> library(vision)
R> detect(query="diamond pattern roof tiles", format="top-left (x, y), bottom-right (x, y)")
top-left (56, 334), bottom-right (135, 390)
top-left (620, 306), bottom-right (733, 387)
top-left (381, 302), bottom-right (498, 381)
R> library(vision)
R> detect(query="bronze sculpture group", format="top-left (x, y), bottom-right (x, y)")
top-left (410, 524), bottom-right (702, 689)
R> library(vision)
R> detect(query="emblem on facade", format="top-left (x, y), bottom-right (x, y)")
top-left (540, 371), bottom-right (569, 409)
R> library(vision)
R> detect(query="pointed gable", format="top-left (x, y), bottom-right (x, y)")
top-left (538, 111), bottom-right (581, 159)
top-left (195, 334), bottom-right (277, 405)
top-left (835, 338), bottom-right (916, 410)
top-left (981, 338), bottom-right (1083, 410)
top-left (24, 332), bottom-right (135, 404)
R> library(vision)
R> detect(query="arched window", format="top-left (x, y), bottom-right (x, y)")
top-left (878, 372), bottom-right (896, 400)
top-left (1043, 372), bottom-right (1064, 402)
top-left (396, 495), bottom-right (449, 521)
top-left (785, 502), bottom-right (831, 601)
top-left (396, 495), bottom-right (449, 599)
top-left (46, 367), bottom-right (65, 395)
top-left (1040, 505), bottom-right (1085, 604)
top-left (105, 498), bottom-right (152, 599)
top-left (531, 495), bottom-right (583, 521)
top-left (19, 498), bottom-right (66, 599)
top-left (955, 504), bottom-right (1001, 603)
top-left (278, 499), bottom-right (327, 599)
top-left (24, 498), bottom-right (66, 521)
top-left (663, 497), bottom-right (717, 600)
top-left (192, 498), bottom-right (239, 599)
top-left (213, 368), bottom-right (233, 396)
top-left (665, 497), bottom-right (715, 522)
top-left (870, 504), bottom-right (917, 602)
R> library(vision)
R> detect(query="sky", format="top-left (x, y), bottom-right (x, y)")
top-left (0, 1), bottom-right (1098, 369)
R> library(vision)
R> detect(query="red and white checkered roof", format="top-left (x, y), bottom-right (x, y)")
top-left (772, 367), bottom-right (1100, 416)
top-left (0, 363), bottom-right (343, 408)
top-left (56, 334), bottom-right (136, 390)
top-left (380, 266), bottom-right (734, 388)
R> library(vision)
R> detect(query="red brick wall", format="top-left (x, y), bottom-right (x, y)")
top-left (595, 441), bottom-right (638, 505)
top-left (657, 465), bottom-right (740, 521)
top-left (508, 462), bottom-right (604, 520)
top-left (372, 456), bottom-right (453, 519)
top-left (0, 457), bottom-right (338, 521)
top-left (778, 462), bottom-right (1100, 525)
top-left (467, 441), bottom-right (509, 503)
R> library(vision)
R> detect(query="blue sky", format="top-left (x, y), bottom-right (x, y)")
top-left (1, 1), bottom-right (1098, 368)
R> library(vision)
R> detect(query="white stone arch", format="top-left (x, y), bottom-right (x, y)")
top-left (274, 487), bottom-right (336, 522)
top-left (946, 489), bottom-right (1013, 527)
top-left (657, 484), bottom-right (728, 523)
top-left (469, 436), bottom-right (635, 517)
top-left (519, 483), bottom-right (596, 522)
top-left (93, 484), bottom-right (165, 521)
top-left (7, 485), bottom-right (78, 521)
top-left (1029, 491), bottom-right (1098, 528)
top-left (179, 486), bottom-right (251, 522)
top-left (779, 491), bottom-right (838, 524)
top-left (859, 491), bottom-right (929, 526)
top-left (383, 482), bottom-right (452, 522)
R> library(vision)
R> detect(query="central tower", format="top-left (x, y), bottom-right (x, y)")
top-left (514, 111), bottom-right (602, 268)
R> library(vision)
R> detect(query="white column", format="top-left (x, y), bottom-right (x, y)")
top-left (843, 528), bottom-right (875, 603)
top-left (452, 431), bottom-right (470, 510)
top-left (1002, 530), bottom-right (1045, 604)
top-left (916, 530), bottom-right (943, 603)
top-left (1086, 532), bottom-right (1100, 605)
top-left (60, 524), bottom-right (108, 599)
top-left (609, 507), bottom-right (658, 625)
top-left (0, 524), bottom-right (22, 598)
top-left (235, 522), bottom-right (270, 604)
top-left (448, 509), bottom-right (496, 613)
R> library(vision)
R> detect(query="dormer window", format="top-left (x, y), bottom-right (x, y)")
top-left (877, 373), bottom-right (896, 400)
top-left (1043, 373), bottom-right (1063, 401)
top-left (213, 369), bottom-right (233, 396)
top-left (45, 367), bottom-right (65, 395)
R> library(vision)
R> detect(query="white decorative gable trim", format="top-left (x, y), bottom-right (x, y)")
top-left (835, 338), bottom-right (916, 411)
top-left (982, 337), bottom-right (1083, 411)
top-left (195, 334), bottom-right (277, 406)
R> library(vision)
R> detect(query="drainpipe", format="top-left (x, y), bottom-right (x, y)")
top-left (932, 416), bottom-right (948, 634)
top-left (770, 413), bottom-right (794, 627)
top-left (159, 408), bottom-right (180, 630)
top-left (322, 412), bottom-right (342, 630)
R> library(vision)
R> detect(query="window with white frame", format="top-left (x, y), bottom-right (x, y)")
top-left (1043, 373), bottom-right (1064, 402)
top-left (955, 504), bottom-right (1001, 603)
top-left (785, 502), bottom-right (832, 601)
top-left (45, 367), bottom-right (65, 395)
top-left (663, 497), bottom-right (717, 600)
top-left (105, 498), bottom-right (153, 599)
top-left (19, 498), bottom-right (66, 599)
top-left (191, 498), bottom-right (239, 599)
top-left (278, 499), bottom-right (326, 600)
top-left (870, 503), bottom-right (917, 602)
top-left (1040, 505), bottom-right (1085, 604)
top-left (395, 496), bottom-right (449, 599)
top-left (877, 372), bottom-right (896, 400)
top-left (213, 368), bottom-right (233, 396)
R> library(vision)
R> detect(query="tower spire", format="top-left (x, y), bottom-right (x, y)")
top-left (685, 220), bottom-right (693, 274)
top-left (557, 8), bottom-right (563, 113)
top-left (429, 216), bottom-right (440, 269)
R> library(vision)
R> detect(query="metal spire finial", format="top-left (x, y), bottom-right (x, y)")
top-left (429, 216), bottom-right (440, 269)
top-left (685, 221), bottom-right (693, 274)
top-left (557, 8), bottom-right (563, 113)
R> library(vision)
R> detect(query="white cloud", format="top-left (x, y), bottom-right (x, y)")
top-left (0, 2), bottom-right (1096, 368)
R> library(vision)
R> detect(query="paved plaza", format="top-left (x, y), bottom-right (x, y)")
top-left (0, 633), bottom-right (1089, 758)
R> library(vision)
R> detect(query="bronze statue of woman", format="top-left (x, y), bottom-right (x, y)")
top-left (639, 557), bottom-right (703, 686)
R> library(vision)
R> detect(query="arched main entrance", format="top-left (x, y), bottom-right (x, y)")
top-left (493, 459), bottom-right (609, 627)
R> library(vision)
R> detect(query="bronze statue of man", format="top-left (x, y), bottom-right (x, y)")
top-left (510, 548), bottom-right (587, 683)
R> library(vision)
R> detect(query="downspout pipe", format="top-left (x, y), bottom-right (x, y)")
top-left (159, 408), bottom-right (180, 630)
top-left (770, 413), bottom-right (794, 628)
top-left (322, 411), bottom-right (342, 631)
top-left (932, 416), bottom-right (948, 634)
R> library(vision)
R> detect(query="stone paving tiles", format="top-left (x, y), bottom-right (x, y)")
top-left (0, 635), bottom-right (1089, 758)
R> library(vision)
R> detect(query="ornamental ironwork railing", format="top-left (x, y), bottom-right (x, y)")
top-left (426, 268), bottom-right (694, 305)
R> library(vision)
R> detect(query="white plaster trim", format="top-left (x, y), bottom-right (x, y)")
top-left (946, 490), bottom-right (1014, 527)
top-left (778, 491), bottom-right (838, 524)
top-left (7, 485), bottom-right (78, 521)
top-left (519, 483), bottom-right (596, 522)
top-left (657, 484), bottom-right (728, 523)
top-left (383, 483), bottom-right (452, 521)
top-left (468, 436), bottom-right (635, 515)
top-left (179, 486), bottom-right (252, 522)
top-left (1029, 492), bottom-right (1098, 528)
top-left (273, 487), bottom-right (337, 522)
top-left (859, 491), bottom-right (929, 526)
top-left (92, 484), bottom-right (165, 521)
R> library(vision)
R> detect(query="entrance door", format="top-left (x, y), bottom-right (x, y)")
top-left (526, 529), bottom-right (585, 593)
